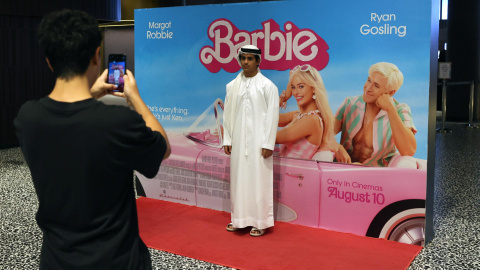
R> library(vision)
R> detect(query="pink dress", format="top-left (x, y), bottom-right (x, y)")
top-left (279, 111), bottom-right (323, 159)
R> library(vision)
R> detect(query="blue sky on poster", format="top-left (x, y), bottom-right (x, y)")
top-left (134, 0), bottom-right (432, 159)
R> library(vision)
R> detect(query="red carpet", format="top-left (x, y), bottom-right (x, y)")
top-left (137, 197), bottom-right (422, 270)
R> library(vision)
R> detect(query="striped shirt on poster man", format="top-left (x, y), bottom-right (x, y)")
top-left (335, 95), bottom-right (417, 167)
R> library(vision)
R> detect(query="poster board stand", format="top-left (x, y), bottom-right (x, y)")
top-left (436, 63), bottom-right (452, 133)
top-left (465, 80), bottom-right (480, 129)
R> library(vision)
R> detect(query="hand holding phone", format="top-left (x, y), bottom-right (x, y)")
top-left (107, 54), bottom-right (127, 92)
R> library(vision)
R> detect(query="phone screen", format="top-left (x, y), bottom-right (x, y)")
top-left (108, 54), bottom-right (126, 92)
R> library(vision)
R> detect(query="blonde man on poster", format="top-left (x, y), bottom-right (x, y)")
top-left (334, 62), bottom-right (417, 167)
top-left (223, 45), bottom-right (279, 236)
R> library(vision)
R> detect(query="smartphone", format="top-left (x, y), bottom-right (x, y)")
top-left (107, 54), bottom-right (127, 92)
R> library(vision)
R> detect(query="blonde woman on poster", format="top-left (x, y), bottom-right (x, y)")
top-left (276, 64), bottom-right (337, 161)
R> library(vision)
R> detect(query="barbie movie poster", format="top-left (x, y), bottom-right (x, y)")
top-left (134, 0), bottom-right (432, 245)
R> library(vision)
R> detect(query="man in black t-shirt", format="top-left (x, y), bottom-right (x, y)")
top-left (14, 10), bottom-right (171, 270)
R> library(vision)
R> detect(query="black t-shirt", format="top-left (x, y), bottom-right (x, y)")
top-left (14, 97), bottom-right (167, 270)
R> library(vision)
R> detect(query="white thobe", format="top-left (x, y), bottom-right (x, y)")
top-left (223, 71), bottom-right (279, 230)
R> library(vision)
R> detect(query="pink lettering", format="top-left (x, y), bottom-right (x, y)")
top-left (199, 19), bottom-right (329, 73)
top-left (327, 187), bottom-right (375, 204)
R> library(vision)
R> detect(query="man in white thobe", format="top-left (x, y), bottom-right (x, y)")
top-left (223, 45), bottom-right (279, 237)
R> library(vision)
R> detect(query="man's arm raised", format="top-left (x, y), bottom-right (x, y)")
top-left (120, 70), bottom-right (171, 159)
top-left (376, 94), bottom-right (416, 156)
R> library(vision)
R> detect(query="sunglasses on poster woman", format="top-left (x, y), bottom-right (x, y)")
top-left (291, 64), bottom-right (318, 80)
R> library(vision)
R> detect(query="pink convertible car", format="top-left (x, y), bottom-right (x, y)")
top-left (136, 99), bottom-right (426, 246)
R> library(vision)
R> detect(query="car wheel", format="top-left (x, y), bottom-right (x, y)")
top-left (386, 215), bottom-right (425, 246)
top-left (366, 199), bottom-right (425, 246)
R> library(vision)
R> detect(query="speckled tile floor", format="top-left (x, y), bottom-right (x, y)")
top-left (1, 121), bottom-right (479, 269)
top-left (408, 122), bottom-right (480, 270)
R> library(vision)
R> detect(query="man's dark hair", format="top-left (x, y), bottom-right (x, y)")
top-left (38, 9), bottom-right (102, 80)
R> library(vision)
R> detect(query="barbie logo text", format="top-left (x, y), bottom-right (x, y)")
top-left (199, 19), bottom-right (329, 73)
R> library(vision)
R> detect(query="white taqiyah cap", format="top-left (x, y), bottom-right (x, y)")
top-left (237, 45), bottom-right (261, 67)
